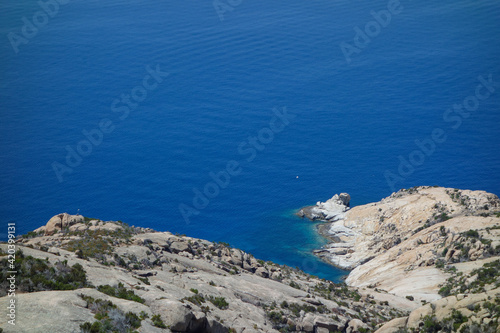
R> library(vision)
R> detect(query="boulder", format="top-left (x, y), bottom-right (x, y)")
top-left (407, 303), bottom-right (433, 329)
top-left (271, 271), bottom-right (282, 280)
top-left (255, 267), bottom-right (269, 278)
top-left (206, 318), bottom-right (229, 333)
top-left (230, 249), bottom-right (243, 267)
top-left (375, 317), bottom-right (408, 333)
top-left (315, 316), bottom-right (344, 331)
top-left (346, 318), bottom-right (369, 333)
top-left (37, 213), bottom-right (84, 235)
top-left (156, 300), bottom-right (194, 331)
top-left (170, 241), bottom-right (192, 254)
top-left (301, 313), bottom-right (315, 332)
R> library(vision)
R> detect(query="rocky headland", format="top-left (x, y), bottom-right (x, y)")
top-left (299, 186), bottom-right (500, 332)
top-left (1, 186), bottom-right (499, 333)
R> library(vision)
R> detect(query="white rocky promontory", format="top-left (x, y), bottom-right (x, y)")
top-left (297, 193), bottom-right (351, 222)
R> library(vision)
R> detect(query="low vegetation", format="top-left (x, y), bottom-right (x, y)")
top-left (97, 283), bottom-right (145, 304)
top-left (438, 260), bottom-right (500, 297)
top-left (151, 314), bottom-right (167, 328)
top-left (0, 250), bottom-right (89, 296)
top-left (62, 225), bottom-right (139, 263)
top-left (79, 295), bottom-right (141, 333)
top-left (181, 293), bottom-right (229, 310)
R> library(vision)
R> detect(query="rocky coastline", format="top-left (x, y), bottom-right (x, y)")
top-left (1, 186), bottom-right (499, 332)
top-left (298, 186), bottom-right (500, 331)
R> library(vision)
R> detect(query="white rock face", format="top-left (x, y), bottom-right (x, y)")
top-left (314, 193), bottom-right (351, 221)
top-left (297, 193), bottom-right (350, 222)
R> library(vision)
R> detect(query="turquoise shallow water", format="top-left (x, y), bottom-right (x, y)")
top-left (1, 0), bottom-right (499, 281)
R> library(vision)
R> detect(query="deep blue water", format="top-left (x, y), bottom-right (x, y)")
top-left (1, 0), bottom-right (499, 281)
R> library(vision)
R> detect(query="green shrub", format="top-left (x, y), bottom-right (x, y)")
top-left (80, 295), bottom-right (142, 333)
top-left (139, 311), bottom-right (148, 320)
top-left (97, 283), bottom-right (145, 304)
top-left (182, 293), bottom-right (205, 306)
top-left (439, 285), bottom-right (452, 297)
top-left (0, 252), bottom-right (89, 295)
top-left (136, 276), bottom-right (150, 285)
top-left (125, 312), bottom-right (141, 329)
top-left (422, 315), bottom-right (441, 332)
top-left (151, 314), bottom-right (167, 328)
top-left (208, 296), bottom-right (229, 310)
top-left (435, 259), bottom-right (446, 269)
top-left (464, 230), bottom-right (479, 238)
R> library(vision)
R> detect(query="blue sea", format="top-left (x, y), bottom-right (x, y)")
top-left (1, 0), bottom-right (499, 281)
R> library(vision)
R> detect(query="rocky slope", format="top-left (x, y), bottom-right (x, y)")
top-left (0, 214), bottom-right (408, 333)
top-left (2, 186), bottom-right (499, 333)
top-left (299, 186), bottom-right (500, 332)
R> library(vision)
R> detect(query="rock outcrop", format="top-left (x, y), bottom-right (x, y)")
top-left (297, 193), bottom-right (351, 222)
top-left (34, 213), bottom-right (84, 235)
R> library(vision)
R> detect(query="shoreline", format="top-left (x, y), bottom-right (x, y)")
top-left (310, 220), bottom-right (351, 275)
top-left (299, 186), bottom-right (500, 300)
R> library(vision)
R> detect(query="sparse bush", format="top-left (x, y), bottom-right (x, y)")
top-left (151, 314), bottom-right (167, 328)
top-left (464, 230), bottom-right (479, 238)
top-left (0, 251), bottom-right (89, 296)
top-left (435, 212), bottom-right (450, 222)
top-left (208, 296), bottom-right (229, 310)
top-left (97, 283), bottom-right (145, 304)
top-left (182, 293), bottom-right (205, 306)
top-left (80, 295), bottom-right (142, 333)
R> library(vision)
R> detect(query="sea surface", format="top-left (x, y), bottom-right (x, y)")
top-left (1, 0), bottom-right (499, 281)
